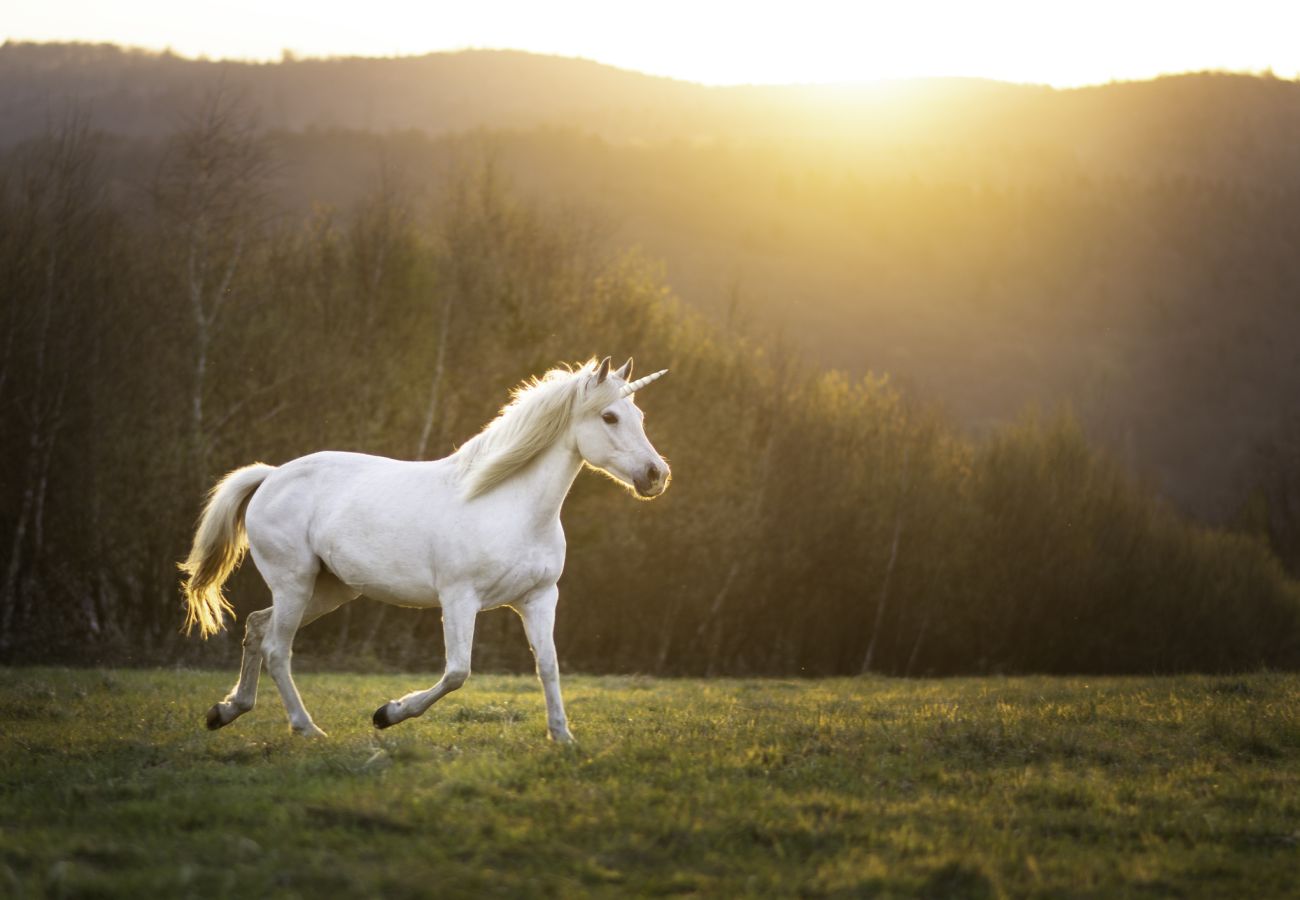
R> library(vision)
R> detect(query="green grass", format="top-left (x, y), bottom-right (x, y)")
top-left (2, 669), bottom-right (1299, 898)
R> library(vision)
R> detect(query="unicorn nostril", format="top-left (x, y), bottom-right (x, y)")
top-left (646, 464), bottom-right (661, 485)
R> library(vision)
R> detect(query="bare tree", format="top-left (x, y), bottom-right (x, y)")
top-left (0, 113), bottom-right (106, 646)
top-left (152, 86), bottom-right (275, 488)
top-left (414, 165), bottom-right (497, 461)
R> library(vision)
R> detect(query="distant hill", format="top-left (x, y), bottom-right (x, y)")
top-left (0, 42), bottom-right (706, 143)
top-left (4, 41), bottom-right (1300, 518)
top-left (4, 42), bottom-right (1300, 185)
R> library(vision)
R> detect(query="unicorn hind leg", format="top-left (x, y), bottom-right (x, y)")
top-left (206, 606), bottom-right (272, 730)
top-left (205, 570), bottom-right (356, 734)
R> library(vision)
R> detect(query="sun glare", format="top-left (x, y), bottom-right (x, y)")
top-left (3, 0), bottom-right (1299, 87)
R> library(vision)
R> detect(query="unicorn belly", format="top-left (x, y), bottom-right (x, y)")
top-left (321, 533), bottom-right (562, 610)
top-left (316, 519), bottom-right (443, 607)
top-left (324, 550), bottom-right (440, 608)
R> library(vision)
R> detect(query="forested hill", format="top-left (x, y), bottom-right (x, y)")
top-left (3, 42), bottom-right (1300, 521)
top-left (4, 41), bottom-right (1300, 186)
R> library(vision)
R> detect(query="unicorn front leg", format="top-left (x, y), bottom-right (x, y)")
top-left (373, 592), bottom-right (477, 729)
top-left (514, 586), bottom-right (575, 743)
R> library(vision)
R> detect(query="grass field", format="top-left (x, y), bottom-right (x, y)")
top-left (1, 668), bottom-right (1298, 898)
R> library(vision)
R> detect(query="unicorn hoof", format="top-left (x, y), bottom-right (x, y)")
top-left (206, 704), bottom-right (228, 730)
top-left (373, 703), bottom-right (396, 729)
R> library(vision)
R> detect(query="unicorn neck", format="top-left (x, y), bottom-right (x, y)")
top-left (497, 436), bottom-right (584, 524)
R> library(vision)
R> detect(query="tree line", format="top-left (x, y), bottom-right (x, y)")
top-left (2, 101), bottom-right (1298, 676)
top-left (9, 45), bottom-right (1300, 523)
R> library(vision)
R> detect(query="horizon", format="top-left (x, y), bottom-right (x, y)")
top-left (4, 39), bottom-right (1296, 93)
top-left (5, 0), bottom-right (1299, 89)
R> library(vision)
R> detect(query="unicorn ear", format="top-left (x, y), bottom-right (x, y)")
top-left (594, 356), bottom-right (612, 385)
top-left (614, 357), bottom-right (633, 381)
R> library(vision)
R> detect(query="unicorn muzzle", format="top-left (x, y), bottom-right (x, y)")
top-left (634, 461), bottom-right (670, 498)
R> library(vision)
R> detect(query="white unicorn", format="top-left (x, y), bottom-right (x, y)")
top-left (181, 357), bottom-right (669, 742)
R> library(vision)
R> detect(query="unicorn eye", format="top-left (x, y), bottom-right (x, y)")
top-left (602, 412), bottom-right (619, 425)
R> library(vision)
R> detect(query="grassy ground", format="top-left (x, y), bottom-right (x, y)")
top-left (1, 669), bottom-right (1298, 898)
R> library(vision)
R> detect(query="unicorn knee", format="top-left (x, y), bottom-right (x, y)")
top-left (442, 668), bottom-right (469, 691)
top-left (535, 661), bottom-right (559, 682)
top-left (261, 639), bottom-right (291, 668)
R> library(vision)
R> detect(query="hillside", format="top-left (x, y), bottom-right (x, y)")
top-left (5, 42), bottom-right (1300, 186)
top-left (4, 42), bottom-right (1300, 517)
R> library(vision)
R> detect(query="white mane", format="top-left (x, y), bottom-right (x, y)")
top-left (455, 361), bottom-right (621, 498)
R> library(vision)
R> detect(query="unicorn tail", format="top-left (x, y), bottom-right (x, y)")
top-left (179, 463), bottom-right (275, 638)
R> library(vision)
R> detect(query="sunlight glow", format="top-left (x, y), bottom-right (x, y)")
top-left (4, 0), bottom-right (1298, 87)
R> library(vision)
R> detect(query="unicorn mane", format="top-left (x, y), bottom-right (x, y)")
top-left (455, 360), bottom-right (621, 498)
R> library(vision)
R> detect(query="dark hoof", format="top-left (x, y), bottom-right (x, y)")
top-left (373, 703), bottom-right (395, 730)
top-left (205, 704), bottom-right (228, 731)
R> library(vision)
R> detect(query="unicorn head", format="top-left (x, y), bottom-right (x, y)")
top-left (573, 357), bottom-right (671, 499)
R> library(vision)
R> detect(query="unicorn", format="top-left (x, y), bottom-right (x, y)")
top-left (181, 357), bottom-right (669, 742)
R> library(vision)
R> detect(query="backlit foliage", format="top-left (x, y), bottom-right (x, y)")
top-left (1, 116), bottom-right (1298, 675)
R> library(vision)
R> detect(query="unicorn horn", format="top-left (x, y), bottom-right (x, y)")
top-left (621, 369), bottom-right (668, 397)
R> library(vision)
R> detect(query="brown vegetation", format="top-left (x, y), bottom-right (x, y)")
top-left (1, 100), bottom-right (1297, 674)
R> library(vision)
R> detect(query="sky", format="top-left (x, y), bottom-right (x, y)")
top-left (4, 0), bottom-right (1298, 87)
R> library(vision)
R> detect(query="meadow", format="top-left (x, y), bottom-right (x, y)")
top-left (1, 669), bottom-right (1298, 898)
